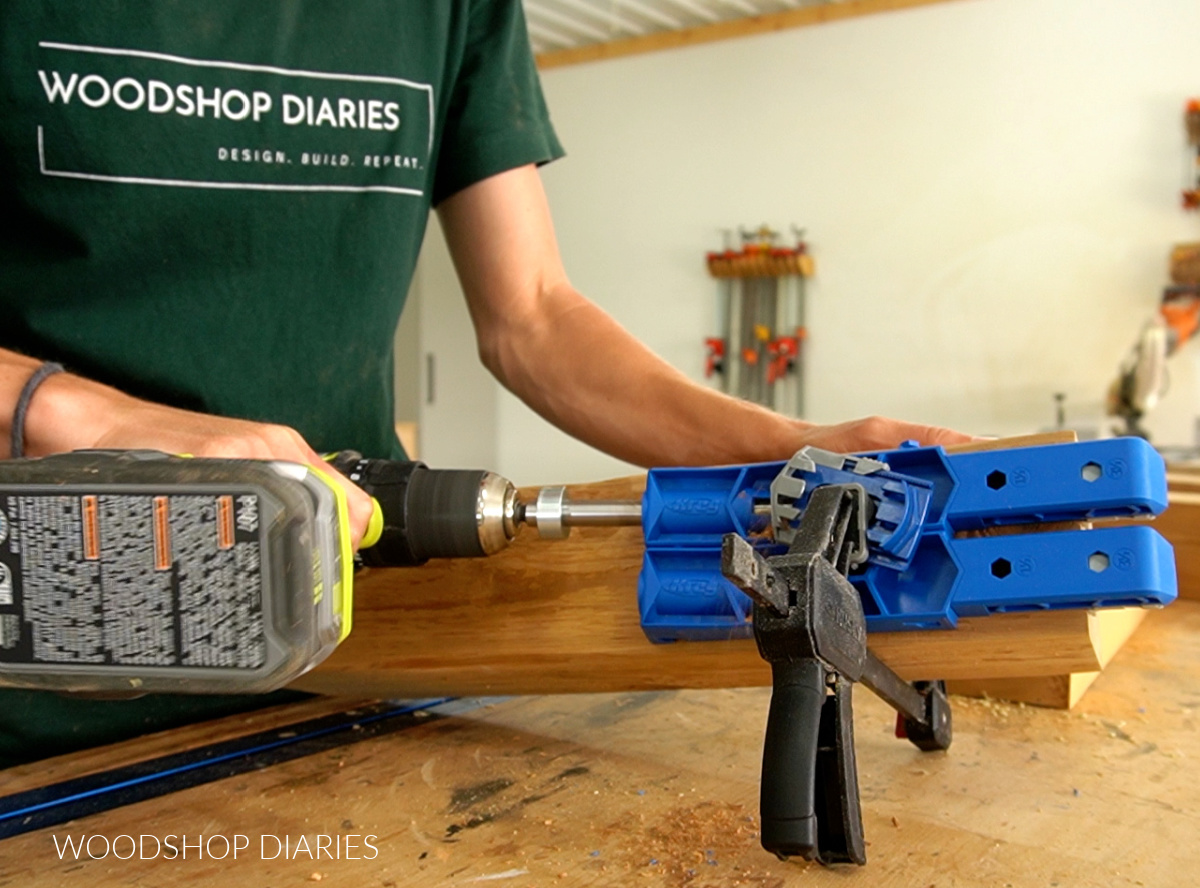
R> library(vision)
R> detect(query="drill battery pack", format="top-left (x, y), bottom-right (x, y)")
top-left (0, 451), bottom-right (353, 695)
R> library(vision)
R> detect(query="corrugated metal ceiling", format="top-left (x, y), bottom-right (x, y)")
top-left (523, 0), bottom-right (835, 55)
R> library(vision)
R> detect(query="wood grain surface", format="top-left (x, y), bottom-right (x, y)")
top-left (1156, 466), bottom-right (1200, 600)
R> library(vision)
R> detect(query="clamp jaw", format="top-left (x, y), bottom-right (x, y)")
top-left (722, 483), bottom-right (951, 865)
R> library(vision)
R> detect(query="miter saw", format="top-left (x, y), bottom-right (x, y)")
top-left (1107, 286), bottom-right (1200, 438)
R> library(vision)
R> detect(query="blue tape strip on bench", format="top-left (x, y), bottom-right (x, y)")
top-left (0, 697), bottom-right (455, 840)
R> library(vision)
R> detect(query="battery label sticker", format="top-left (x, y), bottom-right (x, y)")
top-left (153, 495), bottom-right (171, 570)
top-left (217, 495), bottom-right (235, 550)
top-left (0, 492), bottom-right (265, 669)
top-left (81, 494), bottom-right (99, 560)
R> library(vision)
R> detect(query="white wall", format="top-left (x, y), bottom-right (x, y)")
top-left (483, 0), bottom-right (1200, 484)
top-left (393, 275), bottom-right (421, 427)
top-left (407, 215), bottom-right (499, 470)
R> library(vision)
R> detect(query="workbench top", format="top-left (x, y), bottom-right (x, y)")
top-left (2, 602), bottom-right (1197, 887)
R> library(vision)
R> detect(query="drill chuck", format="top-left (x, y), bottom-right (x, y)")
top-left (329, 455), bottom-right (523, 567)
top-left (476, 471), bottom-right (523, 555)
top-left (330, 453), bottom-right (642, 566)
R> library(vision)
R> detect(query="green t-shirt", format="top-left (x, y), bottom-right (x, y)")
top-left (0, 0), bottom-right (563, 767)
top-left (0, 0), bottom-right (563, 458)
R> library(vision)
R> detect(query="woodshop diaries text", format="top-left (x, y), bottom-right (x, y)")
top-left (51, 833), bottom-right (380, 860)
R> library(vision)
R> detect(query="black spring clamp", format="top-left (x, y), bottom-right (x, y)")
top-left (721, 482), bottom-right (952, 865)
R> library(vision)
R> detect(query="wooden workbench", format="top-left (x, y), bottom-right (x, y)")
top-left (2, 600), bottom-right (1196, 887)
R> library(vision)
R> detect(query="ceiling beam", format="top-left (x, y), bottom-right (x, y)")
top-left (536, 0), bottom-right (973, 70)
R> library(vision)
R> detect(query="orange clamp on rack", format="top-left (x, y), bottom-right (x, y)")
top-left (766, 335), bottom-right (800, 384)
top-left (1162, 292), bottom-right (1200, 352)
top-left (704, 337), bottom-right (726, 378)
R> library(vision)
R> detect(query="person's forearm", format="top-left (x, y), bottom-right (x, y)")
top-left (440, 165), bottom-right (972, 466)
top-left (0, 349), bottom-right (41, 458)
top-left (0, 347), bottom-right (375, 541)
top-left (478, 286), bottom-right (976, 466)
top-left (479, 284), bottom-right (814, 467)
top-left (0, 348), bottom-right (113, 458)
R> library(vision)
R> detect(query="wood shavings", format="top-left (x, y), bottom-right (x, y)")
top-left (605, 801), bottom-right (784, 887)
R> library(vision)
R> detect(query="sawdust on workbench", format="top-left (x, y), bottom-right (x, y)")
top-left (604, 800), bottom-right (792, 887)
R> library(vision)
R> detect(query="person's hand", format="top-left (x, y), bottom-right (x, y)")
top-left (22, 370), bottom-right (375, 548)
top-left (789, 415), bottom-right (979, 455)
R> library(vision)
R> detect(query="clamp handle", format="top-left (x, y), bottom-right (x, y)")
top-left (760, 660), bottom-right (865, 864)
top-left (723, 483), bottom-right (951, 867)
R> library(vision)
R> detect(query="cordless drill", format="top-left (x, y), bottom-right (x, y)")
top-left (0, 450), bottom-right (640, 696)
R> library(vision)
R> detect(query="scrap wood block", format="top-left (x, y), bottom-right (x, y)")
top-left (1159, 468), bottom-right (1200, 600)
top-left (947, 606), bottom-right (1147, 709)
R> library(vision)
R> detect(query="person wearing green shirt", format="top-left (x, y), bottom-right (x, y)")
top-left (0, 0), bottom-right (970, 766)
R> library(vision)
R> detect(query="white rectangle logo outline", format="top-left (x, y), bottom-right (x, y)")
top-left (36, 41), bottom-right (433, 196)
